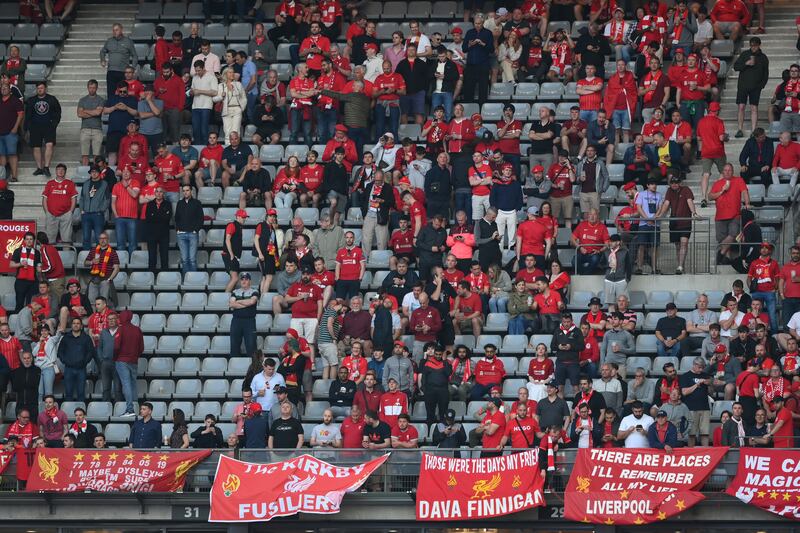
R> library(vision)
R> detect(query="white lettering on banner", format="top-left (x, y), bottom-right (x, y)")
top-left (617, 470), bottom-right (695, 485)
top-left (242, 455), bottom-right (365, 478)
top-left (418, 492), bottom-right (543, 519)
top-left (422, 450), bottom-right (538, 475)
top-left (585, 499), bottom-right (655, 515)
top-left (238, 495), bottom-right (336, 519)
top-left (743, 473), bottom-right (800, 488)
top-left (0, 225), bottom-right (32, 232)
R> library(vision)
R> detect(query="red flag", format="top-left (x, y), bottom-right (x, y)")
top-left (565, 447), bottom-right (727, 525)
top-left (209, 453), bottom-right (389, 522)
top-left (415, 451), bottom-right (545, 521)
top-left (0, 449), bottom-right (13, 475)
top-left (0, 221), bottom-right (36, 273)
top-left (25, 448), bottom-right (211, 492)
top-left (727, 448), bottom-right (800, 519)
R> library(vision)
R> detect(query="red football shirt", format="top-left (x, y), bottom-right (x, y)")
top-left (481, 411), bottom-right (507, 449)
top-left (504, 416), bottom-right (539, 448)
top-left (287, 281), bottom-right (323, 318)
top-left (535, 291), bottom-right (563, 314)
top-left (336, 247), bottom-right (365, 280)
top-left (42, 178), bottom-right (78, 217)
top-left (516, 219), bottom-right (552, 256)
top-left (711, 176), bottom-right (747, 221)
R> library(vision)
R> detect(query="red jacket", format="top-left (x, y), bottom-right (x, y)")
top-left (114, 310), bottom-right (144, 364)
top-left (322, 138), bottom-right (358, 171)
top-left (153, 73), bottom-right (186, 111)
top-left (710, 0), bottom-right (751, 25)
top-left (603, 70), bottom-right (638, 124)
top-left (773, 142), bottom-right (800, 170)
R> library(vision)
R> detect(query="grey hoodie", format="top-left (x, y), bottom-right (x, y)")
top-left (382, 354), bottom-right (414, 392)
top-left (100, 35), bottom-right (138, 72)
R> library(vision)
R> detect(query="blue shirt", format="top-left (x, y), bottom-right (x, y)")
top-left (462, 28), bottom-right (494, 65)
top-left (129, 417), bottom-right (162, 448)
top-left (241, 59), bottom-right (258, 95)
top-left (171, 146), bottom-right (199, 166)
top-left (138, 98), bottom-right (164, 135)
top-left (106, 95), bottom-right (138, 134)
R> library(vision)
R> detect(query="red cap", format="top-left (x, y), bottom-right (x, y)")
top-left (532, 165), bottom-right (544, 173)
top-left (688, 53), bottom-right (699, 60)
top-left (761, 241), bottom-right (774, 250)
top-left (235, 209), bottom-right (249, 219)
top-left (286, 328), bottom-right (299, 339)
top-left (247, 402), bottom-right (263, 416)
top-left (393, 339), bottom-right (405, 347)
top-left (714, 344), bottom-right (727, 354)
top-left (490, 386), bottom-right (502, 394)
top-left (335, 124), bottom-right (348, 132)
top-left (67, 277), bottom-right (80, 287)
top-left (0, 181), bottom-right (7, 191)
top-left (451, 27), bottom-right (463, 34)
top-left (267, 208), bottom-right (278, 216)
top-left (501, 162), bottom-right (514, 171)
top-left (708, 102), bottom-right (721, 112)
top-left (622, 182), bottom-right (637, 191)
top-left (471, 113), bottom-right (482, 121)
top-left (364, 43), bottom-right (379, 53)
top-left (398, 176), bottom-right (411, 185)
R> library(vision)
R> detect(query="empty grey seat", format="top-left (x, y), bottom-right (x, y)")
top-left (30, 44), bottom-right (57, 63)
top-left (209, 336), bottom-right (230, 354)
top-left (182, 271), bottom-right (209, 290)
top-left (154, 271), bottom-right (182, 291)
top-left (193, 401), bottom-right (222, 421)
top-left (192, 314), bottom-right (220, 333)
top-left (167, 401), bottom-right (195, 420)
top-left (184, 335), bottom-right (211, 354)
top-left (148, 379), bottom-right (176, 400)
top-left (206, 292), bottom-right (230, 311)
top-left (174, 379), bottom-right (202, 399)
top-left (154, 292), bottom-right (181, 311)
top-left (13, 23), bottom-right (38, 42)
top-left (202, 357), bottom-right (228, 376)
top-left (227, 22), bottom-right (252, 41)
top-left (127, 292), bottom-right (155, 311)
top-left (157, 335), bottom-right (184, 355)
top-left (475, 335), bottom-right (502, 351)
top-left (181, 292), bottom-right (208, 311)
top-left (86, 401), bottom-right (112, 421)
top-left (139, 313), bottom-right (166, 333)
top-left (202, 379), bottom-right (229, 397)
top-left (128, 250), bottom-right (150, 268)
top-left (24, 63), bottom-right (46, 82)
top-left (146, 357), bottom-right (174, 377)
top-left (198, 186), bottom-right (222, 204)
top-left (104, 423), bottom-right (131, 444)
top-left (126, 271), bottom-right (154, 290)
top-left (173, 357), bottom-right (201, 377)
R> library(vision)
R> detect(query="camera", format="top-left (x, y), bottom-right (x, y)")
top-left (381, 135), bottom-right (388, 143)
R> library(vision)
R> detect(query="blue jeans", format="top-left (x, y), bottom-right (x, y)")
top-left (374, 103), bottom-right (400, 141)
top-left (657, 340), bottom-right (681, 358)
top-left (246, 92), bottom-right (258, 124)
top-left (576, 252), bottom-right (603, 274)
top-left (314, 107), bottom-right (338, 145)
top-left (470, 382), bottom-right (500, 401)
top-left (455, 190), bottom-right (472, 220)
top-left (752, 291), bottom-right (778, 334)
top-left (431, 92), bottom-right (454, 121)
top-left (348, 127), bottom-right (369, 155)
top-left (63, 367), bottom-right (86, 401)
top-left (81, 212), bottom-right (105, 250)
top-left (230, 316), bottom-right (257, 358)
top-left (177, 232), bottom-right (199, 273)
top-left (580, 361), bottom-right (598, 380)
top-left (191, 108), bottom-right (211, 144)
top-left (508, 315), bottom-right (533, 335)
top-left (679, 100), bottom-right (706, 130)
top-left (38, 366), bottom-right (55, 401)
top-left (289, 108), bottom-right (312, 144)
top-left (115, 217), bottom-right (137, 256)
top-left (489, 296), bottom-right (508, 313)
top-left (580, 110), bottom-right (598, 123)
top-left (116, 361), bottom-right (138, 414)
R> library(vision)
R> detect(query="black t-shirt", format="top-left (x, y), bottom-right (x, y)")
top-left (529, 120), bottom-right (559, 154)
top-left (656, 316), bottom-right (686, 340)
top-left (242, 168), bottom-right (272, 193)
top-left (363, 420), bottom-right (391, 445)
top-left (223, 144), bottom-right (250, 172)
top-left (270, 417), bottom-right (304, 448)
top-left (536, 396), bottom-right (570, 429)
top-left (573, 390), bottom-right (607, 422)
top-left (678, 371), bottom-right (710, 412)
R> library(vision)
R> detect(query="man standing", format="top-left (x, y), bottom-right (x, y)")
top-left (77, 80), bottom-right (105, 166)
top-left (41, 163), bottom-right (77, 244)
top-left (780, 247), bottom-right (800, 327)
top-left (285, 266), bottom-right (323, 343)
top-left (83, 233), bottom-right (120, 302)
top-left (114, 310), bottom-right (142, 418)
top-left (733, 37), bottom-right (769, 137)
top-left (697, 102), bottom-right (728, 204)
top-left (100, 24), bottom-right (138, 97)
top-left (12, 351), bottom-right (40, 418)
top-left (57, 318), bottom-right (95, 402)
top-left (143, 186), bottom-right (171, 271)
top-left (0, 82), bottom-right (23, 182)
top-left (190, 60), bottom-right (218, 144)
top-left (37, 395), bottom-right (67, 447)
top-left (153, 63), bottom-right (185, 145)
top-left (250, 357), bottom-right (286, 414)
top-left (748, 242), bottom-right (780, 334)
top-left (710, 164), bottom-right (750, 264)
top-left (9, 232), bottom-right (40, 312)
top-left (462, 13), bottom-right (494, 104)
top-left (79, 166), bottom-right (110, 251)
top-left (175, 185), bottom-right (203, 273)
top-left (25, 82), bottom-right (61, 177)
top-left (129, 403), bottom-right (162, 448)
top-left (335, 231), bottom-right (366, 302)
top-left (97, 311), bottom-right (120, 403)
top-left (230, 273), bottom-right (259, 359)
top-left (475, 398), bottom-right (506, 457)
top-left (679, 357), bottom-right (712, 446)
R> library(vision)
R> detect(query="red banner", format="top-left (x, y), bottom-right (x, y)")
top-left (0, 449), bottom-right (13, 475)
top-left (565, 447), bottom-right (727, 525)
top-left (26, 448), bottom-right (211, 492)
top-left (209, 453), bottom-right (390, 522)
top-left (416, 450), bottom-right (545, 521)
top-left (0, 220), bottom-right (35, 273)
top-left (727, 448), bottom-right (800, 519)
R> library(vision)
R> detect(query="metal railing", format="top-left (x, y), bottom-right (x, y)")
top-left (575, 216), bottom-right (713, 275)
top-left (0, 447), bottom-right (748, 494)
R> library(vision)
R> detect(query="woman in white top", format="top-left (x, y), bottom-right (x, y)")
top-left (32, 324), bottom-right (61, 400)
top-left (214, 68), bottom-right (247, 144)
top-left (498, 30), bottom-right (523, 83)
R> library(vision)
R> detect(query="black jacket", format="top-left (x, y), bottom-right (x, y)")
top-left (57, 331), bottom-right (96, 369)
top-left (175, 197), bottom-right (204, 233)
top-left (739, 136), bottom-right (774, 170)
top-left (0, 189), bottom-right (14, 219)
top-left (191, 425), bottom-right (225, 448)
top-left (328, 379), bottom-right (357, 408)
top-left (11, 364), bottom-right (40, 407)
top-left (144, 199), bottom-right (173, 227)
top-left (25, 94), bottom-right (61, 127)
top-left (734, 49), bottom-right (770, 92)
top-left (416, 223), bottom-right (447, 261)
top-left (427, 58), bottom-right (460, 94)
top-left (551, 324), bottom-right (584, 364)
top-left (424, 164), bottom-right (453, 199)
top-left (322, 161), bottom-right (349, 195)
top-left (421, 357), bottom-right (451, 389)
top-left (360, 180), bottom-right (395, 224)
top-left (73, 422), bottom-right (99, 448)
top-left (395, 57), bottom-right (430, 94)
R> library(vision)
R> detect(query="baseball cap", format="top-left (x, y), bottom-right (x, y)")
top-left (240, 272), bottom-right (251, 280)
top-left (714, 344), bottom-right (727, 354)
top-left (545, 380), bottom-right (558, 388)
top-left (589, 297), bottom-right (602, 306)
top-left (527, 205), bottom-right (539, 216)
top-left (532, 165), bottom-right (544, 173)
top-left (496, 7), bottom-right (508, 15)
top-left (501, 162), bottom-right (514, 171)
top-left (669, 175), bottom-right (682, 183)
top-left (656, 410), bottom-right (668, 417)
top-left (471, 113), bottom-right (482, 121)
top-left (235, 209), bottom-right (248, 218)
top-left (673, 46), bottom-right (686, 54)
top-left (274, 385), bottom-right (288, 394)
top-left (67, 277), bottom-right (80, 287)
top-left (761, 241), bottom-right (774, 250)
top-left (609, 234), bottom-right (621, 242)
top-left (451, 27), bottom-right (463, 34)
top-left (445, 409), bottom-right (457, 420)
top-left (622, 181), bottom-right (637, 191)
top-left (0, 181), bottom-right (7, 191)
top-left (267, 208), bottom-right (278, 216)
top-left (387, 376), bottom-right (398, 384)
top-left (708, 102), bottom-right (721, 112)
top-left (398, 176), bottom-right (411, 185)
top-left (490, 385), bottom-right (502, 394)
top-left (394, 340), bottom-right (405, 347)
top-left (335, 124), bottom-right (348, 132)
top-left (301, 265), bottom-right (314, 274)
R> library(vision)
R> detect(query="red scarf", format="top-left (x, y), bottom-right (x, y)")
top-left (70, 420), bottom-right (88, 436)
top-left (716, 353), bottom-right (730, 375)
top-left (643, 70), bottom-right (662, 104)
top-left (576, 391), bottom-right (594, 415)
top-left (785, 79), bottom-right (800, 113)
top-left (90, 245), bottom-right (114, 278)
top-left (16, 246), bottom-right (36, 281)
top-left (281, 352), bottom-right (302, 387)
top-left (609, 20), bottom-right (625, 43)
top-left (764, 378), bottom-right (786, 405)
top-left (451, 357), bottom-right (473, 383)
top-left (542, 431), bottom-right (570, 470)
top-left (550, 41), bottom-right (570, 74)
top-left (4, 58), bottom-right (20, 85)
top-left (670, 9), bottom-right (688, 43)
top-left (602, 421), bottom-right (616, 448)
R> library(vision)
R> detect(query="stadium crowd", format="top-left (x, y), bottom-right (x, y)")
top-left (0, 0), bottom-right (798, 458)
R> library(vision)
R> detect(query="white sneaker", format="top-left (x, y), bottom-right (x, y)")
top-left (121, 411), bottom-right (136, 418)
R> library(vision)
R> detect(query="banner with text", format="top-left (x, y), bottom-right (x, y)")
top-left (26, 448), bottom-right (211, 492)
top-left (208, 453), bottom-right (390, 522)
top-left (565, 447), bottom-right (727, 525)
top-left (416, 450), bottom-right (545, 521)
top-left (0, 221), bottom-right (36, 273)
top-left (727, 448), bottom-right (800, 520)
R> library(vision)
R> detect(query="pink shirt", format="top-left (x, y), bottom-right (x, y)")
top-left (384, 45), bottom-right (407, 71)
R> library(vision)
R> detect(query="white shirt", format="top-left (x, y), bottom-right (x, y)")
top-left (363, 54), bottom-right (384, 82)
top-left (694, 20), bottom-right (713, 43)
top-left (191, 52), bottom-right (221, 75)
top-left (191, 72), bottom-right (219, 110)
top-left (619, 413), bottom-right (654, 448)
top-left (577, 418), bottom-right (592, 448)
top-left (409, 33), bottom-right (432, 59)
top-left (407, 158), bottom-right (431, 189)
top-left (250, 371), bottom-right (286, 411)
top-left (402, 292), bottom-right (421, 314)
top-left (719, 309), bottom-right (744, 337)
top-left (787, 311), bottom-right (800, 332)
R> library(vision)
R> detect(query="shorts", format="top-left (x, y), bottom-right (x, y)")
top-left (289, 317), bottom-right (318, 342)
top-left (688, 409), bottom-right (710, 437)
top-left (400, 91), bottom-right (426, 116)
top-left (222, 253), bottom-right (240, 273)
top-left (669, 229), bottom-right (691, 243)
top-left (80, 128), bottom-right (104, 156)
top-left (29, 124), bottom-right (56, 146)
top-left (715, 21), bottom-right (738, 35)
top-left (106, 130), bottom-right (123, 153)
top-left (549, 195), bottom-right (574, 224)
top-left (197, 167), bottom-right (216, 183)
top-left (701, 156), bottom-right (727, 174)
top-left (394, 252), bottom-right (415, 264)
top-left (736, 86), bottom-right (761, 106)
top-left (635, 225), bottom-right (660, 246)
top-left (611, 109), bottom-right (631, 130)
top-left (302, 366), bottom-right (313, 394)
top-left (258, 256), bottom-right (277, 275)
top-left (327, 190), bottom-right (347, 213)
top-left (457, 316), bottom-right (482, 332)
top-left (555, 361), bottom-right (580, 388)
top-left (715, 218), bottom-right (741, 242)
top-left (319, 342), bottom-right (339, 367)
top-left (780, 113), bottom-right (800, 133)
top-left (0, 133), bottom-right (18, 156)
